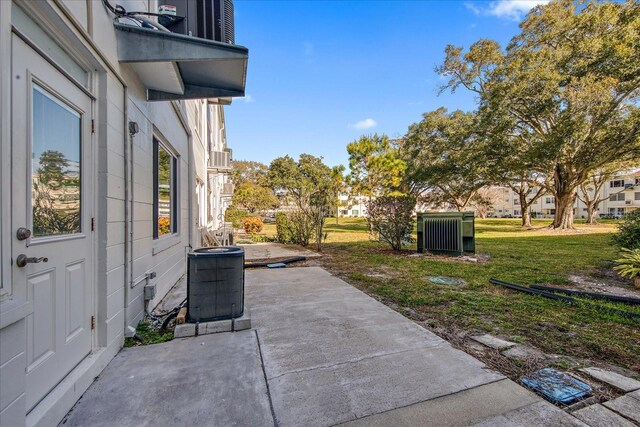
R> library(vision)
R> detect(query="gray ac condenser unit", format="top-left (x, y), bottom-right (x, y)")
top-left (159, 0), bottom-right (235, 44)
top-left (187, 246), bottom-right (244, 322)
top-left (417, 212), bottom-right (475, 256)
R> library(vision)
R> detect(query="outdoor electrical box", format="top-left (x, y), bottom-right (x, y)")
top-left (159, 0), bottom-right (235, 44)
top-left (417, 212), bottom-right (475, 256)
top-left (187, 246), bottom-right (244, 322)
top-left (144, 283), bottom-right (157, 301)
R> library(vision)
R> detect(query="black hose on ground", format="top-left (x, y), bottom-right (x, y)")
top-left (244, 256), bottom-right (307, 269)
top-left (159, 298), bottom-right (187, 330)
top-left (489, 278), bottom-right (576, 303)
top-left (489, 278), bottom-right (640, 320)
top-left (529, 284), bottom-right (640, 305)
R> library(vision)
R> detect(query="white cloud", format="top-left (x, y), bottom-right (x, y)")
top-left (349, 118), bottom-right (377, 130)
top-left (464, 2), bottom-right (483, 15)
top-left (466, 0), bottom-right (549, 21)
top-left (242, 94), bottom-right (255, 103)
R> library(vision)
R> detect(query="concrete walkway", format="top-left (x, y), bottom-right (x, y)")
top-left (62, 266), bottom-right (585, 427)
top-left (240, 242), bottom-right (321, 261)
top-left (248, 267), bottom-right (583, 427)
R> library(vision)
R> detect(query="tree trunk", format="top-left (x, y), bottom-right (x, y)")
top-left (522, 205), bottom-right (532, 227)
top-left (552, 191), bottom-right (576, 229)
top-left (519, 193), bottom-right (532, 227)
top-left (551, 164), bottom-right (577, 230)
top-left (586, 201), bottom-right (598, 225)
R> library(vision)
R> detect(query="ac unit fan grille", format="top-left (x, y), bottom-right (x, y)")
top-left (424, 218), bottom-right (461, 253)
top-left (224, 0), bottom-right (234, 44)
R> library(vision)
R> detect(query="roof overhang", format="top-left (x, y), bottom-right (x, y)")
top-left (114, 23), bottom-right (248, 102)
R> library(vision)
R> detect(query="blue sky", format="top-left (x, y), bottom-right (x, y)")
top-left (226, 0), bottom-right (549, 169)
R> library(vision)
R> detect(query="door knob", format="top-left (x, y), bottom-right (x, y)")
top-left (15, 254), bottom-right (48, 268)
top-left (16, 227), bottom-right (31, 240)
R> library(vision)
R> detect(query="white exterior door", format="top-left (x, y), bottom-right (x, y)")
top-left (11, 35), bottom-right (94, 411)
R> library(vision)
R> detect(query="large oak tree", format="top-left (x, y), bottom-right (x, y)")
top-left (401, 108), bottom-right (491, 212)
top-left (438, 0), bottom-right (640, 229)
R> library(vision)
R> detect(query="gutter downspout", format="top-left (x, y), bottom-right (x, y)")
top-left (123, 89), bottom-right (132, 337)
top-left (186, 102), bottom-right (193, 251)
top-left (129, 121), bottom-right (136, 294)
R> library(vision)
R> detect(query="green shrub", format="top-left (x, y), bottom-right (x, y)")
top-left (614, 248), bottom-right (640, 280)
top-left (612, 209), bottom-right (640, 250)
top-left (366, 194), bottom-right (417, 251)
top-left (242, 216), bottom-right (264, 234)
top-left (225, 207), bottom-right (249, 229)
top-left (275, 211), bottom-right (313, 246)
top-left (251, 234), bottom-right (274, 243)
top-left (275, 212), bottom-right (296, 243)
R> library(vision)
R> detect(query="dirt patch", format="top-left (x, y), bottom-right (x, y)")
top-left (561, 273), bottom-right (640, 299)
top-left (406, 252), bottom-right (491, 264)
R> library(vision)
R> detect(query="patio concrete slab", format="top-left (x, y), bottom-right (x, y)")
top-left (471, 334), bottom-right (517, 350)
top-left (603, 394), bottom-right (640, 423)
top-left (240, 242), bottom-right (321, 261)
top-left (60, 331), bottom-right (273, 427)
top-left (579, 367), bottom-right (640, 392)
top-left (246, 267), bottom-right (574, 427)
top-left (341, 379), bottom-right (539, 427)
top-left (64, 265), bottom-right (585, 427)
top-left (573, 404), bottom-right (636, 427)
top-left (471, 401), bottom-right (588, 426)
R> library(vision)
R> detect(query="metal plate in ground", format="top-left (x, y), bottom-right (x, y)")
top-left (427, 276), bottom-right (464, 286)
top-left (267, 262), bottom-right (287, 268)
top-left (521, 368), bottom-right (592, 405)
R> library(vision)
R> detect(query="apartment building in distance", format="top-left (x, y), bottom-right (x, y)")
top-left (338, 192), bottom-right (368, 218)
top-left (491, 169), bottom-right (640, 219)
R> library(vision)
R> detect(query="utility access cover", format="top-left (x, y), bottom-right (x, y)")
top-left (427, 276), bottom-right (464, 286)
top-left (521, 368), bottom-right (592, 405)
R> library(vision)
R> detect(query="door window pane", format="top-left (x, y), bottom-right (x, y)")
top-left (31, 85), bottom-right (81, 237)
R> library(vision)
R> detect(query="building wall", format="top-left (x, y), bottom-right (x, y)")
top-left (0, 1), bottom-right (237, 425)
top-left (338, 193), bottom-right (368, 218)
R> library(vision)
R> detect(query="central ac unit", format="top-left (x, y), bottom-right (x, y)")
top-left (159, 0), bottom-right (235, 44)
top-left (417, 212), bottom-right (475, 256)
top-left (187, 246), bottom-right (244, 322)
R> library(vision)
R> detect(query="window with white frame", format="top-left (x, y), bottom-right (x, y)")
top-left (153, 138), bottom-right (178, 238)
top-left (610, 193), bottom-right (625, 202)
top-left (635, 192), bottom-right (640, 201)
top-left (610, 180), bottom-right (625, 188)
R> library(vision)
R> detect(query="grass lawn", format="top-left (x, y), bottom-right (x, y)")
top-left (263, 217), bottom-right (639, 372)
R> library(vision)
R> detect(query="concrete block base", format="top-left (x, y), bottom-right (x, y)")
top-left (579, 367), bottom-right (640, 392)
top-left (174, 308), bottom-right (251, 338)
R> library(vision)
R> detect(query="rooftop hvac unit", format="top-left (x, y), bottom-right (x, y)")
top-left (417, 212), bottom-right (475, 256)
top-left (159, 0), bottom-right (235, 44)
top-left (187, 246), bottom-right (244, 322)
